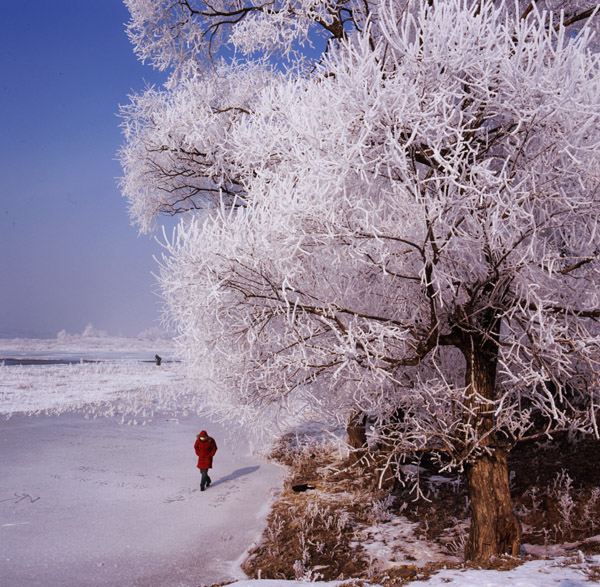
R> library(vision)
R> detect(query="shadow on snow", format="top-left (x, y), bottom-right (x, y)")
top-left (210, 465), bottom-right (260, 488)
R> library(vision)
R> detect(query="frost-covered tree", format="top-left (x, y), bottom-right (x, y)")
top-left (120, 0), bottom-right (600, 562)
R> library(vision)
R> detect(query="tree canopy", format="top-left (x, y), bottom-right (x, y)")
top-left (120, 0), bottom-right (600, 561)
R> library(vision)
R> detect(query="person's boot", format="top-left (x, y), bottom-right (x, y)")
top-left (207, 476), bottom-right (211, 488)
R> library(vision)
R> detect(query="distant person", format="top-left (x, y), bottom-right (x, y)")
top-left (194, 430), bottom-right (218, 491)
top-left (155, 354), bottom-right (162, 366)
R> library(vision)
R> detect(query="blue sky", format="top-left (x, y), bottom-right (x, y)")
top-left (0, 1), bottom-right (173, 338)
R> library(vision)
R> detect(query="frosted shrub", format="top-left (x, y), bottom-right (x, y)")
top-left (293, 559), bottom-right (324, 582)
top-left (551, 470), bottom-right (576, 537)
top-left (519, 465), bottom-right (600, 544)
top-left (446, 532), bottom-right (468, 559)
top-left (336, 510), bottom-right (351, 533)
top-left (582, 488), bottom-right (600, 531)
top-left (519, 487), bottom-right (541, 517)
top-left (370, 494), bottom-right (395, 524)
top-left (292, 559), bottom-right (305, 580)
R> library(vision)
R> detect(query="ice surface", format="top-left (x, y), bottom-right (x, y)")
top-left (0, 335), bottom-right (175, 358)
top-left (0, 412), bottom-right (283, 587)
top-left (0, 338), bottom-right (283, 586)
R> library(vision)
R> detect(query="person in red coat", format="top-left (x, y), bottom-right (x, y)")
top-left (194, 430), bottom-right (218, 491)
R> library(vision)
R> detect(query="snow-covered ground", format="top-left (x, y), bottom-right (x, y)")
top-left (1, 336), bottom-right (598, 586)
top-left (0, 334), bottom-right (183, 416)
top-left (232, 557), bottom-right (600, 586)
top-left (1, 412), bottom-right (283, 587)
top-left (0, 336), bottom-right (283, 586)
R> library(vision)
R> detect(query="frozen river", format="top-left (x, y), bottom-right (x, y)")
top-left (0, 411), bottom-right (282, 586)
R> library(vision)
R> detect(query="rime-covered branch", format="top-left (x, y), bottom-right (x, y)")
top-left (121, 0), bottom-right (600, 562)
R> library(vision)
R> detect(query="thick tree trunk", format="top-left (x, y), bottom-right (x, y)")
top-left (346, 410), bottom-right (368, 464)
top-left (460, 325), bottom-right (521, 562)
top-left (465, 448), bottom-right (522, 561)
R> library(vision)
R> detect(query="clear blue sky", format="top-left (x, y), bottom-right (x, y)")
top-left (0, 1), bottom-right (173, 338)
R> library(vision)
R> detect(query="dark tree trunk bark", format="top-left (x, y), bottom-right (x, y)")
top-left (460, 325), bottom-right (521, 562)
top-left (346, 410), bottom-right (368, 464)
top-left (465, 448), bottom-right (521, 561)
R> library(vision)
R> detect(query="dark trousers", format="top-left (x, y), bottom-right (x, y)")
top-left (200, 469), bottom-right (211, 490)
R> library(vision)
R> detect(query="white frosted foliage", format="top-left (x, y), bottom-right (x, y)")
top-left (120, 0), bottom-right (600, 467)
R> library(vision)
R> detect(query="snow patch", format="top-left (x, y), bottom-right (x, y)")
top-left (351, 516), bottom-right (454, 570)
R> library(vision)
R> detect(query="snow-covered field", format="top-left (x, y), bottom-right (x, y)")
top-left (0, 334), bottom-right (188, 417)
top-left (1, 336), bottom-right (598, 586)
top-left (0, 336), bottom-right (284, 586)
top-left (0, 331), bottom-right (176, 361)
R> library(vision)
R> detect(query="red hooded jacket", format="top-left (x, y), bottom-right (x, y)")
top-left (194, 431), bottom-right (218, 469)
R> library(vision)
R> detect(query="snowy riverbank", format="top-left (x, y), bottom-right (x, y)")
top-left (1, 336), bottom-right (598, 586)
top-left (0, 336), bottom-right (284, 586)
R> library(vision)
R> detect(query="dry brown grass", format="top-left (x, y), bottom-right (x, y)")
top-left (242, 434), bottom-right (383, 581)
top-left (238, 431), bottom-right (600, 585)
